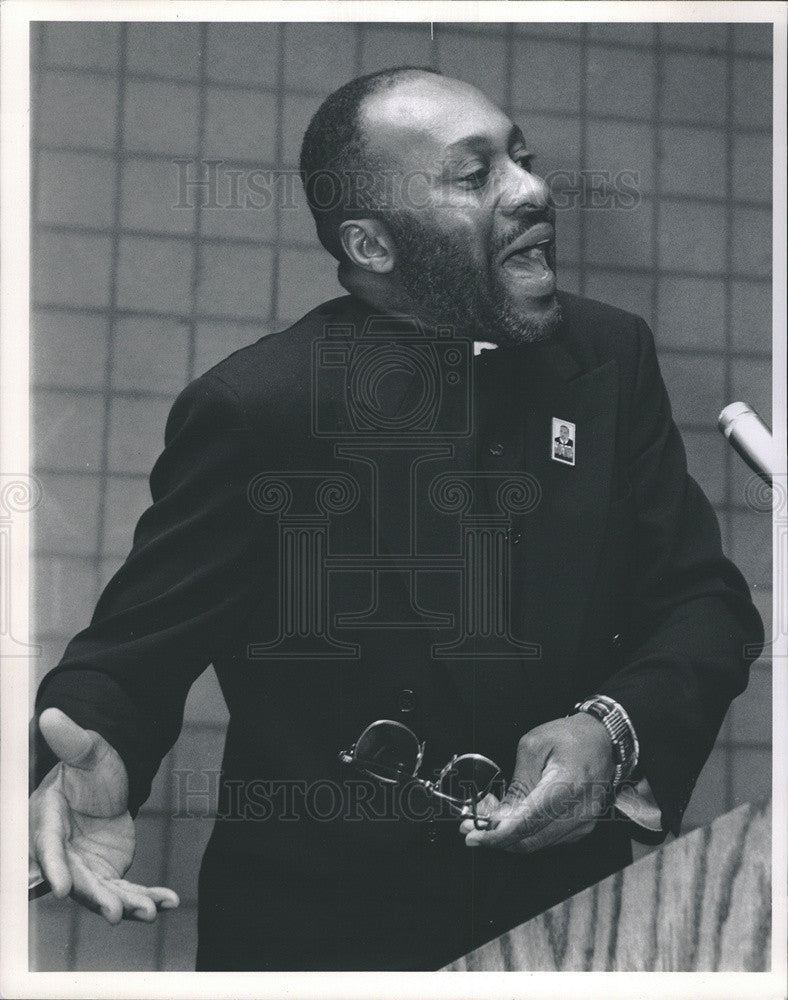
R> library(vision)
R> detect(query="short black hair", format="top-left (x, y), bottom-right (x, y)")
top-left (299, 66), bottom-right (441, 261)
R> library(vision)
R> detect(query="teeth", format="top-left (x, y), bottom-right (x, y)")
top-left (520, 245), bottom-right (548, 261)
top-left (503, 237), bottom-right (553, 267)
top-left (507, 238), bottom-right (551, 259)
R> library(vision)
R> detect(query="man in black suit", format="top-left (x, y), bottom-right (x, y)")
top-left (29, 67), bottom-right (762, 970)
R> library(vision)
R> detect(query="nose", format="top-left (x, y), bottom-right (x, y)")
top-left (498, 161), bottom-right (551, 215)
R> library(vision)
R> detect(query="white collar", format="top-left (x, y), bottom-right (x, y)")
top-left (473, 341), bottom-right (499, 356)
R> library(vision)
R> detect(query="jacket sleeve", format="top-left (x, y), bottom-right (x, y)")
top-left (599, 317), bottom-right (764, 836)
top-left (31, 371), bottom-right (271, 815)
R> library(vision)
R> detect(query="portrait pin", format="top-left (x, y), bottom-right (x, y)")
top-left (551, 417), bottom-right (576, 466)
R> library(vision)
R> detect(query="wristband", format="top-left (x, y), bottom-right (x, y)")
top-left (573, 695), bottom-right (639, 788)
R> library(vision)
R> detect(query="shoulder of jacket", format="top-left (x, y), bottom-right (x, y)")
top-left (184, 295), bottom-right (362, 409)
top-left (556, 290), bottom-right (649, 372)
top-left (557, 290), bottom-right (646, 337)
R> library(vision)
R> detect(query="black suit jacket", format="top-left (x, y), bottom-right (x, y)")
top-left (32, 291), bottom-right (763, 967)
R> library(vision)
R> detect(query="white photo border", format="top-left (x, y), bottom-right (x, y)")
top-left (1, 2), bottom-right (786, 998)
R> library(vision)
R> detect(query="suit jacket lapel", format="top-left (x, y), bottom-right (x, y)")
top-left (322, 304), bottom-right (621, 724)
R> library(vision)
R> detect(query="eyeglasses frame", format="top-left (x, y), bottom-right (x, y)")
top-left (339, 719), bottom-right (502, 830)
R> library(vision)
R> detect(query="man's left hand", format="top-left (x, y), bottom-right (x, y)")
top-left (459, 714), bottom-right (615, 853)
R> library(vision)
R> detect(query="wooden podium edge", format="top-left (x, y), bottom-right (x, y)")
top-left (442, 796), bottom-right (772, 972)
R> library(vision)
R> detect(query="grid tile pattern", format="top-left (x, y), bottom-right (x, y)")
top-left (29, 21), bottom-right (773, 971)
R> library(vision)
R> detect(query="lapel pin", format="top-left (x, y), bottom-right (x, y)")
top-left (551, 417), bottom-right (576, 466)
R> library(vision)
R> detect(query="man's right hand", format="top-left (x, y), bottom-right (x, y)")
top-left (29, 707), bottom-right (179, 923)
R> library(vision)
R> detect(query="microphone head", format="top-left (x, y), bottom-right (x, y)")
top-left (718, 401), bottom-right (752, 438)
top-left (717, 400), bottom-right (773, 486)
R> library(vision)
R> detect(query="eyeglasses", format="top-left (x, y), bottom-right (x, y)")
top-left (338, 719), bottom-right (505, 830)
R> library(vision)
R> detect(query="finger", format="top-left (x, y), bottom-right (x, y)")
top-left (109, 883), bottom-right (158, 923)
top-left (464, 777), bottom-right (561, 850)
top-left (473, 772), bottom-right (598, 853)
top-left (500, 822), bottom-right (572, 854)
top-left (35, 829), bottom-right (71, 897)
top-left (532, 820), bottom-right (597, 849)
top-left (458, 793), bottom-right (500, 834)
top-left (39, 708), bottom-right (98, 770)
top-left (501, 777), bottom-right (533, 806)
top-left (463, 793), bottom-right (533, 847)
top-left (144, 887), bottom-right (180, 910)
top-left (500, 820), bottom-right (597, 855)
top-left (34, 794), bottom-right (72, 898)
top-left (460, 777), bottom-right (536, 834)
top-left (110, 879), bottom-right (180, 915)
top-left (28, 859), bottom-right (51, 900)
top-left (458, 792), bottom-right (500, 819)
top-left (68, 851), bottom-right (124, 924)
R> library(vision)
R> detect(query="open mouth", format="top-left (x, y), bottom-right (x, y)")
top-left (503, 238), bottom-right (553, 270)
top-left (499, 223), bottom-right (556, 295)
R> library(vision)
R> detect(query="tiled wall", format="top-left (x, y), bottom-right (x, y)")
top-left (29, 21), bottom-right (773, 971)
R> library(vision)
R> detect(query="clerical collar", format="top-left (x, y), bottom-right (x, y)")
top-left (473, 341), bottom-right (499, 355)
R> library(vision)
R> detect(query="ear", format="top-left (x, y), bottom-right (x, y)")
top-left (338, 219), bottom-right (395, 274)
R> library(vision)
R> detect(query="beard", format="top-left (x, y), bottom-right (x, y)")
top-left (383, 211), bottom-right (562, 345)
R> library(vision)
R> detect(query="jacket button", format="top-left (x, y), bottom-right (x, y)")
top-left (398, 688), bottom-right (417, 713)
top-left (489, 442), bottom-right (504, 456)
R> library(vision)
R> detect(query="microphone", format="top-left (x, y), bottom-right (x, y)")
top-left (718, 402), bottom-right (774, 486)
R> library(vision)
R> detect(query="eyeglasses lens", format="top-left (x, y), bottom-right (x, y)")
top-left (353, 721), bottom-right (420, 783)
top-left (437, 755), bottom-right (503, 807)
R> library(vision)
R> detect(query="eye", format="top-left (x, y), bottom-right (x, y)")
top-left (512, 150), bottom-right (536, 172)
top-left (457, 164), bottom-right (490, 189)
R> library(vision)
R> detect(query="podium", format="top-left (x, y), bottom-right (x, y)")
top-left (443, 797), bottom-right (771, 971)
